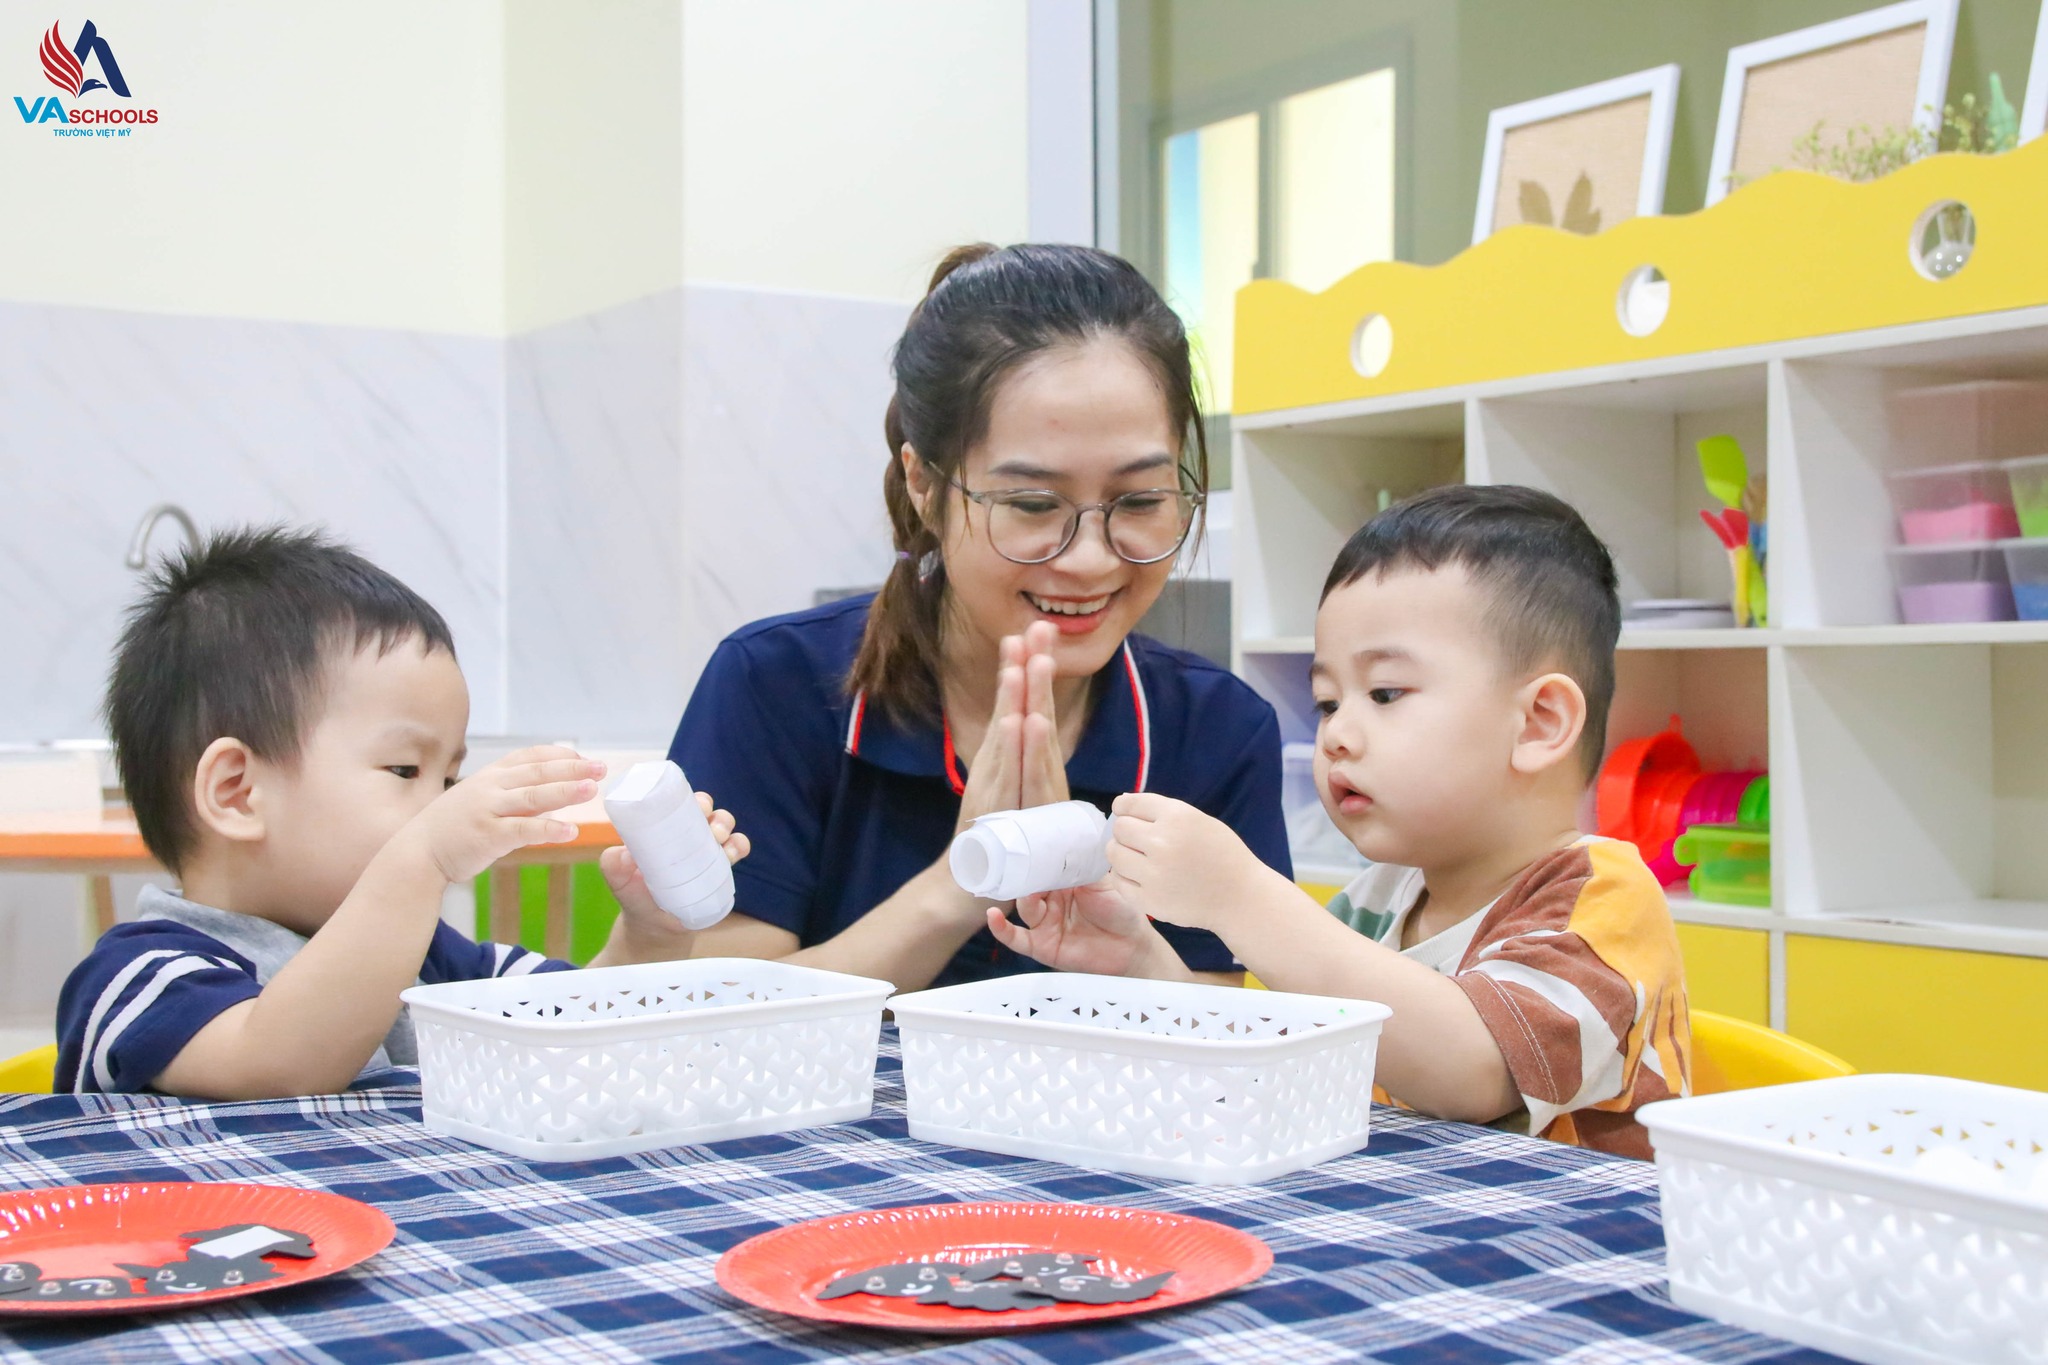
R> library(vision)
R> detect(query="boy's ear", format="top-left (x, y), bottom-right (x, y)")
top-left (1510, 672), bottom-right (1588, 776)
top-left (191, 737), bottom-right (266, 845)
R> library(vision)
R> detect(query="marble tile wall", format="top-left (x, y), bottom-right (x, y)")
top-left (0, 301), bottom-right (507, 743)
top-left (506, 289), bottom-right (686, 745)
top-left (679, 284), bottom-right (906, 688)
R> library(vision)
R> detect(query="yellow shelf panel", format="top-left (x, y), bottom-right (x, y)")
top-left (1786, 935), bottom-right (2048, 1091)
top-left (1675, 922), bottom-right (1769, 1026)
top-left (1235, 139), bottom-right (2048, 415)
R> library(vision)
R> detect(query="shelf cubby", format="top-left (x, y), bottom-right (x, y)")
top-left (1776, 639), bottom-right (2048, 935)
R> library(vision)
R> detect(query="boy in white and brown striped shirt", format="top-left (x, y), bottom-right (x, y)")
top-left (991, 486), bottom-right (1690, 1158)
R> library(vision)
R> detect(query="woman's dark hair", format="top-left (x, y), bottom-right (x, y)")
top-left (848, 242), bottom-right (1208, 721)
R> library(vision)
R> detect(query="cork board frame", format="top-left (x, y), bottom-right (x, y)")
top-left (2022, 1), bottom-right (2048, 143)
top-left (1473, 65), bottom-right (1679, 247)
top-left (1706, 0), bottom-right (1957, 206)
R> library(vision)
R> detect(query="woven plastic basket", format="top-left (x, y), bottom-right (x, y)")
top-left (1640, 1073), bottom-right (2048, 1365)
top-left (401, 959), bottom-right (891, 1161)
top-left (887, 972), bottom-right (1391, 1185)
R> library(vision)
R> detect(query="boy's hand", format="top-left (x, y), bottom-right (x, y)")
top-left (598, 790), bottom-right (750, 927)
top-left (406, 745), bottom-right (603, 884)
top-left (985, 879), bottom-right (1163, 977)
top-left (1106, 792), bottom-right (1279, 936)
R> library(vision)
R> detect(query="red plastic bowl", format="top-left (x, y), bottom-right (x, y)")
top-left (1597, 717), bottom-right (1699, 845)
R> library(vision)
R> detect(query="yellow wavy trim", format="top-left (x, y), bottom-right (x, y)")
top-left (1233, 136), bottom-right (2048, 415)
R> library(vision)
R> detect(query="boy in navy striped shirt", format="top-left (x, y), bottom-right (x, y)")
top-left (56, 527), bottom-right (747, 1098)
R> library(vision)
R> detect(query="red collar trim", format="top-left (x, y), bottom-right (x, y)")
top-left (847, 641), bottom-right (1150, 795)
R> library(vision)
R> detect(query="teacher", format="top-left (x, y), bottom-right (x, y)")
top-left (661, 243), bottom-right (1290, 990)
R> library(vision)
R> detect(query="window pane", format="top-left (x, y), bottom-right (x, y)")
top-left (1277, 68), bottom-right (1396, 294)
top-left (1162, 112), bottom-right (1258, 413)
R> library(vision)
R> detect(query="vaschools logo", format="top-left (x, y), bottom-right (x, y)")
top-left (15, 18), bottom-right (158, 135)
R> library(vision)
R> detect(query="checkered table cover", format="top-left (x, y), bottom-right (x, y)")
top-left (0, 1030), bottom-right (1841, 1364)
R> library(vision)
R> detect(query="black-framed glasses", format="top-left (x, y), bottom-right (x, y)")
top-left (941, 471), bottom-right (1205, 565)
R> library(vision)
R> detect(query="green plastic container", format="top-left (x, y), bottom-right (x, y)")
top-left (1737, 774), bottom-right (1770, 828)
top-left (2010, 454), bottom-right (2048, 539)
top-left (1672, 823), bottom-right (1771, 908)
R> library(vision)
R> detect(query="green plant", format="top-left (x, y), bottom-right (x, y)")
top-left (1730, 74), bottom-right (2019, 191)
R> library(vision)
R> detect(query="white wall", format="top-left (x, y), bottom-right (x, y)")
top-left (0, 1), bottom-right (506, 334)
top-left (506, 0), bottom-right (683, 332)
top-left (682, 0), bottom-right (1031, 302)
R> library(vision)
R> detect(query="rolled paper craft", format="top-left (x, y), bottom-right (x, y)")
top-left (603, 760), bottom-right (736, 930)
top-left (949, 801), bottom-right (1117, 900)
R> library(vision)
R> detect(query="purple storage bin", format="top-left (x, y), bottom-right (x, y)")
top-left (1889, 544), bottom-right (2015, 624)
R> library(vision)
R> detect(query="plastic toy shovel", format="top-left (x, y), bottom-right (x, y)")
top-left (1697, 434), bottom-right (1748, 510)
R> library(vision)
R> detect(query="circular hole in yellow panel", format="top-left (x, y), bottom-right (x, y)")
top-left (1617, 266), bottom-right (1670, 337)
top-left (1910, 200), bottom-right (1975, 281)
top-left (1350, 314), bottom-right (1393, 378)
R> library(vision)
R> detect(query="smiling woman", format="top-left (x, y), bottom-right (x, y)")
top-left (642, 243), bottom-right (1293, 991)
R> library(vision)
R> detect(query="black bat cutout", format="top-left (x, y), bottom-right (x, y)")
top-left (926, 1279), bottom-right (1058, 1312)
top-left (117, 1256), bottom-right (283, 1295)
top-left (0, 1262), bottom-right (41, 1296)
top-left (815, 1261), bottom-right (967, 1300)
top-left (181, 1223), bottom-right (317, 1261)
top-left (1016, 1270), bottom-right (1175, 1305)
top-left (956, 1250), bottom-right (1098, 1282)
top-left (25, 1276), bottom-right (144, 1302)
top-left (811, 1250), bottom-right (1174, 1314)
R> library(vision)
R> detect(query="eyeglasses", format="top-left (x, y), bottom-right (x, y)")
top-left (941, 471), bottom-right (1205, 565)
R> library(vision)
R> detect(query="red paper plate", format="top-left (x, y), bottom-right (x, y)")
top-left (717, 1202), bottom-right (1271, 1334)
top-left (0, 1182), bottom-right (395, 1316)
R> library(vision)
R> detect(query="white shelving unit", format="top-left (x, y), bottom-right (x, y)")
top-left (1234, 305), bottom-right (2048, 1037)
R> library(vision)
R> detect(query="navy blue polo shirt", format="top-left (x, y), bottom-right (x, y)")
top-left (669, 594), bottom-right (1291, 988)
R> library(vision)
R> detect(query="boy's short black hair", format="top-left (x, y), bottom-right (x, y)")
top-left (1321, 485), bottom-right (1620, 777)
top-left (106, 526), bottom-right (456, 873)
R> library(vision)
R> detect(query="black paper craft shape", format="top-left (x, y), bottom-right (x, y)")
top-left (956, 1250), bottom-right (1094, 1282)
top-left (814, 1249), bottom-right (1174, 1314)
top-left (1016, 1270), bottom-right (1175, 1305)
top-left (815, 1261), bottom-right (966, 1300)
top-left (182, 1224), bottom-right (318, 1261)
top-left (15, 1274), bottom-right (145, 1302)
top-left (0, 1226), bottom-right (317, 1301)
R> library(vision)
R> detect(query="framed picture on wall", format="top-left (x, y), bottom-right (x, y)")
top-left (1472, 65), bottom-right (1680, 247)
top-left (1705, 0), bottom-right (1959, 204)
top-left (2022, 0), bottom-right (2048, 142)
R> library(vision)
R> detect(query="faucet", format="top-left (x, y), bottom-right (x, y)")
top-left (125, 503), bottom-right (201, 571)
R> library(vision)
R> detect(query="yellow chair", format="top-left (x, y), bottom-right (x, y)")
top-left (1690, 1010), bottom-right (1854, 1095)
top-left (0, 1043), bottom-right (58, 1094)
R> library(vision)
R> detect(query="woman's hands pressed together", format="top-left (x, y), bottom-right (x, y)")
top-left (954, 621), bottom-right (1071, 832)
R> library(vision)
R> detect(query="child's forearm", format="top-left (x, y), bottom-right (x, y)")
top-left (1217, 870), bottom-right (1521, 1124)
top-left (155, 832), bottom-right (449, 1098)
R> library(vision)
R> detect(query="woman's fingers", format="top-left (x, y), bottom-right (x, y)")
top-left (1024, 649), bottom-right (1055, 721)
top-left (985, 905), bottom-right (1028, 952)
top-left (724, 830), bottom-right (751, 864)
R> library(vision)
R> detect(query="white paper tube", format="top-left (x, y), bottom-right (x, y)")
top-left (949, 801), bottom-right (1115, 900)
top-left (603, 760), bottom-right (735, 930)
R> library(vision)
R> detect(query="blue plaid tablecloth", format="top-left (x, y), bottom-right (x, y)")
top-left (0, 1030), bottom-right (1838, 1364)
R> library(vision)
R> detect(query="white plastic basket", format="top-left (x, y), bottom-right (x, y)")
top-left (887, 972), bottom-right (1391, 1185)
top-left (1640, 1074), bottom-right (2048, 1365)
top-left (401, 959), bottom-right (891, 1161)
